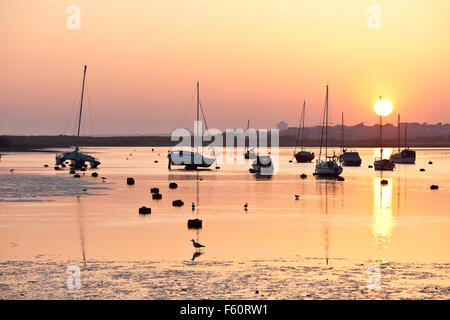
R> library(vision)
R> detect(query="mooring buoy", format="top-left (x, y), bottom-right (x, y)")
top-left (127, 177), bottom-right (135, 185)
top-left (139, 206), bottom-right (151, 214)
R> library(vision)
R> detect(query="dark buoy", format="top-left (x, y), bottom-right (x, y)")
top-left (428, 161), bottom-right (433, 164)
top-left (139, 206), bottom-right (151, 214)
top-left (127, 177), bottom-right (135, 185)
top-left (70, 169), bottom-right (76, 174)
top-left (368, 165), bottom-right (373, 168)
top-left (150, 187), bottom-right (159, 194)
top-left (44, 164), bottom-right (49, 167)
top-left (172, 199), bottom-right (184, 207)
top-left (430, 185), bottom-right (439, 190)
top-left (215, 166), bottom-right (220, 169)
top-left (420, 168), bottom-right (425, 172)
top-left (337, 176), bottom-right (345, 181)
top-left (54, 166), bottom-right (60, 170)
top-left (92, 172), bottom-right (98, 177)
top-left (187, 219), bottom-right (202, 229)
top-left (300, 173), bottom-right (307, 179)
top-left (295, 195), bottom-right (300, 200)
top-left (74, 174), bottom-right (81, 178)
top-left (152, 193), bottom-right (162, 200)
top-left (154, 160), bottom-right (158, 163)
top-left (289, 159), bottom-right (293, 163)
top-left (381, 179), bottom-right (388, 185)
top-left (169, 182), bottom-right (178, 189)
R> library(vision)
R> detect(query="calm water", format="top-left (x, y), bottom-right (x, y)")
top-left (1, 147), bottom-right (449, 264)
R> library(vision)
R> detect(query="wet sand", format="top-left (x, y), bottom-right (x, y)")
top-left (1, 257), bottom-right (448, 299)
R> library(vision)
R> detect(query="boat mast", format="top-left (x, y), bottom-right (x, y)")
top-left (75, 65), bottom-right (87, 152)
top-left (405, 123), bottom-right (408, 149)
top-left (397, 114), bottom-right (400, 152)
top-left (325, 85), bottom-right (329, 158)
top-left (196, 81), bottom-right (199, 155)
top-left (341, 112), bottom-right (344, 152)
top-left (301, 101), bottom-right (306, 151)
top-left (379, 96), bottom-right (383, 160)
top-left (294, 101), bottom-right (305, 154)
top-left (246, 119), bottom-right (250, 152)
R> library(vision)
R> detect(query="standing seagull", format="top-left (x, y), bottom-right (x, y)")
top-left (191, 239), bottom-right (205, 251)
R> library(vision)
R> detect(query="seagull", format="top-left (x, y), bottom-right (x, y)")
top-left (191, 239), bottom-right (205, 250)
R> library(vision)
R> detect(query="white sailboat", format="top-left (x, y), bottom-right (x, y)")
top-left (293, 101), bottom-right (315, 163)
top-left (55, 65), bottom-right (100, 169)
top-left (315, 85), bottom-right (343, 177)
top-left (168, 82), bottom-right (216, 170)
top-left (390, 114), bottom-right (416, 164)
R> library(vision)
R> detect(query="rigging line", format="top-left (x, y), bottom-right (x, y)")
top-left (179, 86), bottom-right (196, 130)
top-left (84, 82), bottom-right (95, 137)
top-left (199, 99), bottom-right (217, 159)
top-left (57, 79), bottom-right (83, 147)
top-left (293, 104), bottom-right (302, 156)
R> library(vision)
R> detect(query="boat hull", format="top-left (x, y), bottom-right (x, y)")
top-left (390, 150), bottom-right (416, 164)
top-left (374, 159), bottom-right (395, 171)
top-left (168, 151), bottom-right (215, 170)
top-left (295, 151), bottom-right (315, 163)
top-left (315, 160), bottom-right (343, 177)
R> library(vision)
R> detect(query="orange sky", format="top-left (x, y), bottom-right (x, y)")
top-left (1, 0), bottom-right (449, 134)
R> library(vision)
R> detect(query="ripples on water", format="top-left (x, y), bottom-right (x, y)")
top-left (0, 174), bottom-right (110, 200)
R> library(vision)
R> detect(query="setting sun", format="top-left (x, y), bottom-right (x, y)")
top-left (374, 99), bottom-right (393, 117)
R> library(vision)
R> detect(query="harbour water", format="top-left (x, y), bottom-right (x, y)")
top-left (0, 147), bottom-right (449, 299)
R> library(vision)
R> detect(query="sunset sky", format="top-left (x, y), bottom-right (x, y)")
top-left (1, 0), bottom-right (449, 135)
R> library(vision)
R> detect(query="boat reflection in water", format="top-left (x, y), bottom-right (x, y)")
top-left (372, 177), bottom-right (394, 259)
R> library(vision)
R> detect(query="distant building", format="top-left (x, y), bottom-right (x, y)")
top-left (276, 121), bottom-right (288, 130)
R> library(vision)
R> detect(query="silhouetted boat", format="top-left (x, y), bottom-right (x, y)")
top-left (168, 82), bottom-right (216, 170)
top-left (390, 114), bottom-right (416, 164)
top-left (338, 113), bottom-right (361, 166)
top-left (373, 96), bottom-right (395, 171)
top-left (315, 86), bottom-right (343, 177)
top-left (55, 65), bottom-right (100, 169)
top-left (293, 101), bottom-right (315, 162)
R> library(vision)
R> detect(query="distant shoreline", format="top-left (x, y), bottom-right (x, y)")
top-left (1, 135), bottom-right (449, 152)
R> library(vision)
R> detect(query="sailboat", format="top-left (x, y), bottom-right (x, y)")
top-left (315, 86), bottom-right (343, 177)
top-left (168, 82), bottom-right (216, 170)
top-left (293, 101), bottom-right (315, 163)
top-left (390, 114), bottom-right (416, 164)
top-left (55, 65), bottom-right (100, 169)
top-left (373, 97), bottom-right (395, 171)
top-left (244, 119), bottom-right (256, 159)
top-left (338, 112), bottom-right (361, 166)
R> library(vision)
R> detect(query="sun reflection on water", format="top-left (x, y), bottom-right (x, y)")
top-left (372, 177), bottom-right (394, 248)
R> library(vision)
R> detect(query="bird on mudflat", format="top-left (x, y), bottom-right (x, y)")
top-left (9, 169), bottom-right (14, 173)
top-left (191, 239), bottom-right (205, 249)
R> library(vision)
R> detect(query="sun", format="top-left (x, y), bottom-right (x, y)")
top-left (374, 99), bottom-right (393, 116)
